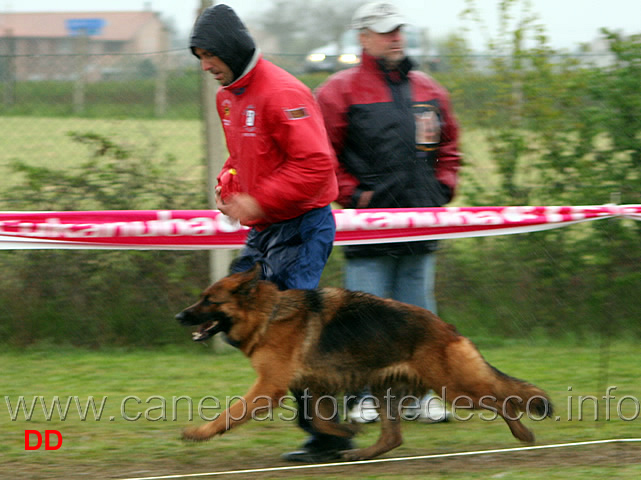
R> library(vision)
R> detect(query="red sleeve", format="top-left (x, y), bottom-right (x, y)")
top-left (316, 73), bottom-right (359, 208)
top-left (215, 89), bottom-right (236, 193)
top-left (216, 158), bottom-right (233, 186)
top-left (333, 163), bottom-right (359, 208)
top-left (433, 85), bottom-right (462, 199)
top-left (250, 87), bottom-right (338, 219)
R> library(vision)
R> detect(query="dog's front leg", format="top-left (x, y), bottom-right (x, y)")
top-left (182, 379), bottom-right (286, 441)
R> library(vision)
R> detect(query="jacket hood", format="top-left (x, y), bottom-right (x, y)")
top-left (190, 4), bottom-right (256, 82)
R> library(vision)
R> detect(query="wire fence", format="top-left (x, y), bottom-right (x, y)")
top-left (0, 47), bottom-right (622, 198)
top-left (0, 45), bottom-right (639, 346)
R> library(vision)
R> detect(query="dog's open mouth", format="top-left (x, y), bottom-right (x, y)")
top-left (192, 321), bottom-right (218, 342)
top-left (177, 309), bottom-right (231, 342)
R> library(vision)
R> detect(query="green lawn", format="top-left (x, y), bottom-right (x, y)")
top-left (1, 341), bottom-right (639, 479)
top-left (0, 116), bottom-right (494, 202)
top-left (1, 116), bottom-right (639, 479)
top-left (0, 115), bottom-right (497, 207)
top-left (0, 116), bottom-right (204, 186)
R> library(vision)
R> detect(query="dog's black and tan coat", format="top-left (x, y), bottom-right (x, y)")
top-left (176, 264), bottom-right (552, 460)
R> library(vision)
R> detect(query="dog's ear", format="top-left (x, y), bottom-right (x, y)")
top-left (232, 262), bottom-right (263, 297)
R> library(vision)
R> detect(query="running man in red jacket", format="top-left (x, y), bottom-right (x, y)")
top-left (190, 4), bottom-right (347, 463)
top-left (190, 4), bottom-right (338, 289)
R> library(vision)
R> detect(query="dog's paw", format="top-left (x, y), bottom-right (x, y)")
top-left (340, 448), bottom-right (367, 461)
top-left (181, 426), bottom-right (211, 442)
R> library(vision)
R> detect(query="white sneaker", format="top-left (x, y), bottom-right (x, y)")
top-left (347, 398), bottom-right (380, 423)
top-left (416, 394), bottom-right (450, 423)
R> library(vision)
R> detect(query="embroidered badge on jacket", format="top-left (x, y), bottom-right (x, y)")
top-left (284, 107), bottom-right (309, 120)
top-left (242, 106), bottom-right (257, 136)
top-left (245, 108), bottom-right (256, 127)
top-left (222, 99), bottom-right (232, 126)
top-left (413, 103), bottom-right (441, 152)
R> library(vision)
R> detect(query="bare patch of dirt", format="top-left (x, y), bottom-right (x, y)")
top-left (7, 442), bottom-right (640, 479)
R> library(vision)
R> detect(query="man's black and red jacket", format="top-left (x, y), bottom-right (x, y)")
top-left (316, 51), bottom-right (462, 257)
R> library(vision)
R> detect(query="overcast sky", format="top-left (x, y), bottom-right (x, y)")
top-left (5, 0), bottom-right (639, 50)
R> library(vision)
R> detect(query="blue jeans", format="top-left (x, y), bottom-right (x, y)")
top-left (230, 205), bottom-right (335, 290)
top-left (345, 253), bottom-right (439, 412)
top-left (345, 253), bottom-right (437, 314)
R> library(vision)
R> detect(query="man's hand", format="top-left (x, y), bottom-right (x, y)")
top-left (357, 190), bottom-right (374, 208)
top-left (215, 190), bottom-right (264, 225)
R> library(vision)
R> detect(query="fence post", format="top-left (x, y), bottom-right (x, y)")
top-left (198, 0), bottom-right (235, 352)
top-left (2, 28), bottom-right (16, 106)
top-left (73, 33), bottom-right (89, 114)
top-left (202, 69), bottom-right (232, 284)
top-left (154, 24), bottom-right (169, 117)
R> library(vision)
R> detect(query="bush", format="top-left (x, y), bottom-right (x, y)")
top-left (0, 133), bottom-right (210, 347)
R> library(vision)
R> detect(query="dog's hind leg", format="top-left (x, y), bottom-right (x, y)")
top-left (430, 335), bottom-right (549, 445)
top-left (499, 398), bottom-right (536, 444)
top-left (307, 394), bottom-right (360, 439)
top-left (341, 395), bottom-right (403, 461)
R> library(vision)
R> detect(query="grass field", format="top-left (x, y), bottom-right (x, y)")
top-left (0, 116), bottom-right (205, 188)
top-left (2, 341), bottom-right (640, 479)
top-left (0, 115), bottom-right (494, 211)
top-left (1, 116), bottom-right (639, 478)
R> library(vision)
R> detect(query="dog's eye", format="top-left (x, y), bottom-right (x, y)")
top-left (201, 297), bottom-right (224, 307)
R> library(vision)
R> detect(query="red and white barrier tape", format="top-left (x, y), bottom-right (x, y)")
top-left (0, 205), bottom-right (639, 250)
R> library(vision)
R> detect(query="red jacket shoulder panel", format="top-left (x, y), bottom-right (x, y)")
top-left (217, 59), bottom-right (337, 227)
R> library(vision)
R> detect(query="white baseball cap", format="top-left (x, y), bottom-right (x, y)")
top-left (352, 2), bottom-right (406, 33)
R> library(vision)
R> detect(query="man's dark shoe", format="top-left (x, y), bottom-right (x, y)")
top-left (281, 447), bottom-right (343, 463)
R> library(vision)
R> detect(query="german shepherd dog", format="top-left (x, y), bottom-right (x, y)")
top-left (175, 264), bottom-right (552, 461)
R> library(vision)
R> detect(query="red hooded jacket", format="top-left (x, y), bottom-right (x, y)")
top-left (215, 55), bottom-right (338, 229)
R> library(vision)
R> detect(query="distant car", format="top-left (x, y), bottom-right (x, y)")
top-left (304, 25), bottom-right (426, 73)
top-left (304, 30), bottom-right (361, 72)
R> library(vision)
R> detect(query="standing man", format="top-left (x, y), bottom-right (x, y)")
top-left (190, 4), bottom-right (349, 463)
top-left (316, 2), bottom-right (462, 422)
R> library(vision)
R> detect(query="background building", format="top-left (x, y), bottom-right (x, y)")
top-left (0, 10), bottom-right (170, 81)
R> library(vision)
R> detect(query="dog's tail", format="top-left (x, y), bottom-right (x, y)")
top-left (489, 364), bottom-right (552, 416)
top-left (485, 364), bottom-right (553, 442)
top-left (441, 337), bottom-right (553, 443)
